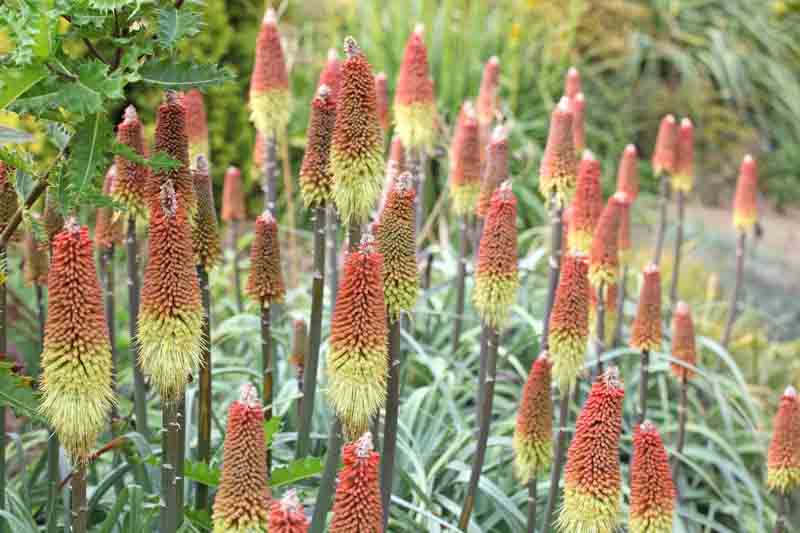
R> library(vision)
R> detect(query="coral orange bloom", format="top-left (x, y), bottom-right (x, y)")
top-left (39, 222), bottom-right (115, 462)
top-left (246, 210), bottom-right (286, 306)
top-left (192, 155), bottom-right (222, 270)
top-left (616, 144), bottom-right (639, 201)
top-left (476, 56), bottom-right (500, 156)
top-left (513, 353), bottom-right (554, 481)
top-left (589, 193), bottom-right (624, 288)
top-left (767, 386), bottom-right (800, 494)
top-left (564, 66), bottom-right (581, 100)
top-left (630, 264), bottom-right (662, 353)
top-left (549, 253), bottom-right (590, 389)
top-left (558, 367), bottom-right (624, 533)
top-left (329, 432), bottom-right (383, 533)
top-left (449, 101), bottom-right (481, 216)
top-left (318, 48), bottom-right (341, 103)
top-left (269, 490), bottom-right (309, 533)
top-left (733, 154), bottom-right (758, 232)
top-left (179, 89), bottom-right (209, 168)
top-left (299, 84), bottom-right (337, 208)
top-left (394, 24), bottom-right (437, 150)
top-left (629, 421), bottom-right (676, 533)
top-left (652, 114), bottom-right (678, 176)
top-left (539, 97), bottom-right (578, 206)
top-left (114, 105), bottom-right (149, 216)
top-left (212, 384), bottom-right (271, 533)
top-left (150, 92), bottom-right (196, 215)
top-left (249, 7), bottom-right (291, 135)
top-left (571, 93), bottom-right (586, 155)
top-left (670, 301), bottom-right (696, 380)
top-left (671, 118), bottom-right (694, 192)
top-left (568, 150), bottom-right (603, 254)
top-left (374, 72), bottom-right (390, 133)
top-left (221, 166), bottom-right (246, 223)
top-left (476, 126), bottom-right (508, 218)
top-left (94, 165), bottom-right (123, 251)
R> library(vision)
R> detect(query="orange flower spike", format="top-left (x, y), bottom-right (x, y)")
top-left (564, 66), bottom-right (581, 100)
top-left (249, 7), bottom-right (291, 135)
top-left (246, 210), bottom-right (286, 306)
top-left (652, 114), bottom-right (678, 176)
top-left (39, 221), bottom-right (115, 462)
top-left (571, 93), bottom-right (586, 155)
top-left (539, 97), bottom-right (578, 206)
top-left (220, 166), bottom-right (246, 223)
top-left (589, 193), bottom-right (624, 288)
top-left (191, 155), bottom-right (222, 270)
top-left (549, 253), bottom-right (590, 389)
top-left (513, 353), bottom-right (554, 482)
top-left (617, 192), bottom-right (633, 266)
top-left (95, 165), bottom-right (124, 251)
top-left (630, 263), bottom-right (662, 353)
top-left (568, 150), bottom-right (603, 254)
top-left (449, 101), bottom-right (482, 216)
top-left (767, 386), bottom-right (800, 494)
top-left (114, 105), bottom-right (149, 216)
top-left (329, 432), bottom-right (383, 533)
top-left (476, 126), bottom-right (509, 218)
top-left (150, 91), bottom-right (196, 215)
top-left (476, 56), bottom-right (500, 158)
top-left (374, 72), bottom-right (390, 133)
top-left (616, 144), bottom-right (639, 201)
top-left (394, 24), bottom-right (437, 151)
top-left (672, 118), bottom-right (695, 193)
top-left (212, 384), bottom-right (271, 532)
top-left (269, 490), bottom-right (310, 533)
top-left (558, 367), bottom-right (625, 533)
top-left (733, 154), bottom-right (759, 232)
top-left (318, 48), bottom-right (341, 103)
top-left (299, 84), bottom-right (337, 208)
top-left (670, 301), bottom-right (696, 380)
top-left (629, 421), bottom-right (676, 533)
top-left (179, 89), bottom-right (209, 168)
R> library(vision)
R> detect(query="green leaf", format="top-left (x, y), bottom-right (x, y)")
top-left (44, 121), bottom-right (72, 151)
top-left (0, 362), bottom-right (42, 421)
top-left (13, 170), bottom-right (36, 204)
top-left (157, 6), bottom-right (202, 50)
top-left (0, 64), bottom-right (47, 109)
top-left (0, 146), bottom-right (36, 176)
top-left (62, 113), bottom-right (112, 213)
top-left (0, 126), bottom-right (33, 146)
top-left (270, 456), bottom-right (324, 487)
top-left (89, 0), bottom-right (140, 11)
top-left (139, 59), bottom-right (235, 90)
top-left (183, 460), bottom-right (220, 488)
top-left (264, 416), bottom-right (282, 448)
top-left (108, 142), bottom-right (182, 172)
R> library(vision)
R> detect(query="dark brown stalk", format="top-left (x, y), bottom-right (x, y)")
top-left (160, 401), bottom-right (180, 533)
top-left (458, 325), bottom-right (499, 530)
top-left (541, 388), bottom-right (570, 533)
top-left (669, 190), bottom-right (686, 312)
top-left (195, 265), bottom-right (212, 511)
top-left (652, 173), bottom-right (669, 265)
top-left (526, 473), bottom-right (538, 533)
top-left (100, 246), bottom-right (118, 418)
top-left (297, 206), bottom-right (326, 458)
top-left (451, 216), bottom-right (470, 354)
top-left (230, 220), bottom-right (243, 313)
top-left (612, 266), bottom-right (627, 347)
top-left (35, 283), bottom-right (45, 347)
top-left (381, 317), bottom-right (402, 528)
top-left (638, 349), bottom-right (650, 425)
top-left (326, 205), bottom-right (340, 312)
top-left (542, 196), bottom-right (564, 347)
top-left (263, 133), bottom-right (279, 216)
top-left (261, 301), bottom-right (273, 472)
top-left (309, 418), bottom-right (343, 533)
top-left (595, 282), bottom-right (606, 374)
top-left (176, 398), bottom-right (185, 526)
top-left (671, 373), bottom-right (688, 495)
top-left (774, 492), bottom-right (788, 533)
top-left (722, 231), bottom-right (746, 349)
top-left (71, 464), bottom-right (87, 533)
top-left (126, 216), bottom-right (149, 438)
top-left (0, 248), bottom-right (5, 533)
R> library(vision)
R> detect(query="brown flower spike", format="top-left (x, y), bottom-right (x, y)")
top-left (114, 105), bottom-right (149, 216)
top-left (630, 263), bottom-right (662, 353)
top-left (191, 155), bottom-right (221, 270)
top-left (246, 210), bottom-right (286, 306)
top-left (394, 24), bottom-right (437, 150)
top-left (221, 166), bottom-right (246, 222)
top-left (449, 101), bottom-right (482, 215)
top-left (179, 89), bottom-right (210, 168)
top-left (539, 97), bottom-right (578, 206)
top-left (549, 253), bottom-right (590, 389)
top-left (150, 91), bottom-right (196, 215)
top-left (249, 7), bottom-right (291, 134)
top-left (299, 84), bottom-right (336, 208)
top-left (670, 301), bottom-right (696, 380)
top-left (94, 165), bottom-right (123, 251)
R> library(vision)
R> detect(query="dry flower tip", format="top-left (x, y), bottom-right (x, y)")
top-left (239, 383), bottom-right (259, 406)
top-left (355, 432), bottom-right (374, 457)
top-left (625, 144), bottom-right (637, 155)
top-left (344, 36), bottom-right (360, 58)
top-left (414, 23), bottom-right (425, 35)
top-left (280, 489), bottom-right (302, 512)
top-left (64, 217), bottom-right (80, 236)
top-left (644, 262), bottom-right (659, 274)
top-left (317, 84), bottom-right (331, 99)
top-left (582, 149), bottom-right (595, 161)
top-left (639, 420), bottom-right (655, 432)
top-left (785, 386), bottom-right (797, 398)
top-left (675, 301), bottom-right (690, 314)
top-left (359, 231), bottom-right (376, 252)
top-left (195, 154), bottom-right (208, 173)
top-left (327, 47), bottom-right (338, 61)
top-left (165, 90), bottom-right (179, 104)
top-left (602, 366), bottom-right (621, 389)
top-left (557, 96), bottom-right (571, 113)
top-left (394, 171), bottom-right (413, 190)
top-left (264, 7), bottom-right (277, 25)
top-left (159, 180), bottom-right (177, 217)
top-left (489, 56), bottom-right (499, 66)
top-left (124, 104), bottom-right (138, 122)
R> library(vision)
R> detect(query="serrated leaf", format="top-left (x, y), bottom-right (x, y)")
top-left (183, 460), bottom-right (220, 488)
top-left (264, 416), bottom-right (281, 448)
top-left (271, 457), bottom-right (324, 487)
top-left (13, 170), bottom-right (36, 203)
top-left (0, 126), bottom-right (33, 146)
top-left (157, 6), bottom-right (202, 50)
top-left (44, 121), bottom-right (73, 151)
top-left (89, 0), bottom-right (140, 10)
top-left (62, 113), bottom-right (112, 213)
top-left (0, 64), bottom-right (47, 109)
top-left (0, 362), bottom-right (42, 420)
top-left (139, 59), bottom-right (234, 90)
top-left (0, 146), bottom-right (35, 175)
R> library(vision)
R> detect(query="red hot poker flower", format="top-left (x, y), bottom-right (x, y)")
top-left (246, 210), bottom-right (286, 306)
top-left (249, 7), bottom-right (291, 134)
top-left (269, 490), bottom-right (309, 533)
top-left (629, 421), bottom-right (676, 533)
top-left (179, 89), bottom-right (209, 168)
top-left (374, 72), bottom-right (390, 133)
top-left (733, 154), bottom-right (758, 231)
top-left (767, 386), bottom-right (800, 494)
top-left (513, 353), bottom-right (553, 481)
top-left (630, 263), bottom-right (662, 353)
top-left (299, 84), bottom-right (337, 208)
top-left (318, 48), bottom-right (341, 103)
top-left (476, 56), bottom-right (500, 159)
top-left (114, 105), bottom-right (149, 216)
top-left (329, 432), bottom-right (383, 533)
top-left (449, 101), bottom-right (482, 216)
top-left (549, 253), bottom-right (590, 389)
top-left (476, 126), bottom-right (508, 218)
top-left (589, 193), bottom-right (624, 288)
top-left (394, 24), bottom-right (437, 150)
top-left (672, 117), bottom-right (694, 192)
top-left (652, 114), bottom-right (678, 176)
top-left (568, 150), bottom-right (603, 254)
top-left (150, 91), bottom-right (196, 214)
top-left (539, 97), bottom-right (577, 206)
top-left (191, 155), bottom-right (222, 270)
top-left (617, 192), bottom-right (633, 266)
top-left (616, 144), bottom-right (639, 201)
top-left (564, 66), bottom-right (581, 100)
top-left (670, 301), bottom-right (696, 380)
top-left (221, 166), bottom-right (246, 222)
top-left (571, 92), bottom-right (586, 155)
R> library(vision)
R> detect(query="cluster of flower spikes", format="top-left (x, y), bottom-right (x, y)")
top-left (374, 72), bottom-right (390, 133)
top-left (330, 36), bottom-right (385, 226)
top-left (629, 421), bottom-right (676, 533)
top-left (95, 165), bottom-right (123, 251)
top-left (179, 89), bottom-right (209, 169)
top-left (449, 101), bottom-right (481, 216)
top-left (476, 56), bottom-right (500, 158)
top-left (326, 233), bottom-right (388, 438)
top-left (329, 432), bottom-right (383, 533)
top-left (249, 7), bottom-right (291, 136)
top-left (375, 171), bottom-right (418, 322)
top-left (394, 24), bottom-right (437, 151)
top-left (652, 114), bottom-right (678, 177)
top-left (473, 181), bottom-right (519, 330)
top-left (589, 281), bottom-right (618, 348)
top-left (113, 105), bottom-right (149, 217)
top-left (671, 118), bottom-right (694, 193)
top-left (191, 155), bottom-right (222, 270)
top-left (212, 384), bottom-right (271, 533)
top-left (670, 301), bottom-right (697, 380)
top-left (589, 192), bottom-right (624, 289)
top-left (39, 221), bottom-right (115, 462)
top-left (269, 490), bottom-right (310, 533)
top-left (558, 366), bottom-right (624, 533)
top-left (221, 166), bottom-right (246, 223)
top-left (733, 154), bottom-right (759, 232)
top-left (548, 252), bottom-right (590, 389)
top-left (476, 126), bottom-right (508, 218)
top-left (299, 84), bottom-right (337, 208)
top-left (0, 162), bottom-right (19, 240)
top-left (567, 150), bottom-right (603, 254)
top-left (538, 96), bottom-right (578, 207)
top-left (513, 352), bottom-right (553, 482)
top-left (767, 386), bottom-right (800, 494)
top-left (246, 209), bottom-right (286, 307)
top-left (630, 263), bottom-right (662, 353)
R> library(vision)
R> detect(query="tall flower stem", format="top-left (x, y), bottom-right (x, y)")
top-left (195, 265), bottom-right (212, 511)
top-left (126, 217), bottom-right (149, 438)
top-left (0, 248), bottom-right (5, 533)
top-left (230, 220), bottom-right (243, 313)
top-left (380, 317), bottom-right (402, 528)
top-left (652, 174), bottom-right (670, 265)
top-left (161, 401), bottom-right (180, 533)
top-left (458, 325), bottom-right (499, 530)
top-left (541, 388), bottom-right (570, 533)
top-left (326, 206), bottom-right (339, 311)
top-left (261, 301), bottom-right (273, 472)
top-left (542, 197), bottom-right (564, 344)
top-left (669, 190), bottom-right (686, 311)
top-left (451, 215), bottom-right (470, 354)
top-left (595, 282), bottom-right (606, 374)
top-left (407, 148), bottom-right (424, 237)
top-left (71, 465), bottom-right (87, 532)
top-left (263, 132), bottom-right (278, 216)
top-left (638, 349), bottom-right (650, 425)
top-left (722, 231), bottom-right (746, 349)
top-left (612, 266), bottom-right (627, 347)
top-left (310, 418), bottom-right (344, 533)
top-left (297, 206), bottom-right (326, 458)
top-left (100, 246), bottom-right (117, 417)
top-left (45, 434), bottom-right (59, 533)
top-left (671, 373), bottom-right (688, 494)
top-left (526, 472), bottom-right (538, 533)
top-left (774, 493), bottom-right (788, 533)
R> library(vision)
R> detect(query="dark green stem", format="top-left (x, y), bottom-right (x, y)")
top-left (542, 196), bottom-right (563, 349)
top-left (526, 473), bottom-right (538, 533)
top-left (310, 418), bottom-right (343, 533)
top-left (71, 464), bottom-right (87, 533)
top-left (160, 401), bottom-right (180, 533)
top-left (638, 349), bottom-right (650, 425)
top-left (381, 317), bottom-right (402, 528)
top-left (774, 492), bottom-right (788, 533)
top-left (326, 205), bottom-right (339, 313)
top-left (652, 173), bottom-right (669, 266)
top-left (126, 217), bottom-right (149, 439)
top-left (261, 301), bottom-right (273, 472)
top-left (451, 216), bottom-right (470, 354)
top-left (722, 231), bottom-right (746, 349)
top-left (45, 434), bottom-right (59, 533)
top-left (541, 388), bottom-right (571, 533)
top-left (231, 221), bottom-right (243, 313)
top-left (669, 190), bottom-right (685, 312)
top-left (671, 373), bottom-right (688, 497)
top-left (195, 265), bottom-right (212, 511)
top-left (612, 266), bottom-right (627, 347)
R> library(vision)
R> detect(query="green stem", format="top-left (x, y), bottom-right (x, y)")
top-left (195, 265), bottom-right (212, 511)
top-left (231, 221), bottom-right (243, 313)
top-left (176, 398), bottom-right (185, 527)
top-left (526, 473), bottom-right (538, 533)
top-left (722, 231), bottom-right (746, 349)
top-left (612, 266), bottom-right (627, 347)
top-left (70, 464), bottom-right (87, 533)
top-left (671, 374), bottom-right (688, 498)
top-left (380, 317), bottom-right (402, 528)
top-left (669, 190), bottom-right (685, 312)
top-left (160, 401), bottom-right (180, 533)
top-left (541, 388), bottom-right (570, 533)
top-left (310, 418), bottom-right (343, 533)
top-left (45, 434), bottom-right (59, 533)
top-left (638, 349), bottom-right (650, 425)
top-left (100, 246), bottom-right (118, 419)
top-left (326, 205), bottom-right (339, 313)
top-left (595, 282), bottom-right (606, 374)
top-left (451, 216), bottom-right (470, 354)
top-left (652, 173), bottom-right (669, 266)
top-left (774, 492), bottom-right (788, 533)
top-left (35, 283), bottom-right (45, 350)
top-left (261, 301), bottom-right (273, 473)
top-left (126, 217), bottom-right (149, 439)
top-left (542, 196), bottom-right (563, 348)
top-left (0, 247), bottom-right (6, 533)
top-left (263, 132), bottom-right (278, 216)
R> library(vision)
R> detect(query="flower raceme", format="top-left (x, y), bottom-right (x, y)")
top-left (249, 7), bottom-right (291, 135)
top-left (221, 166), bottom-right (246, 223)
top-left (539, 96), bottom-right (578, 206)
top-left (329, 432), bottom-right (383, 533)
top-left (767, 386), bottom-right (800, 494)
top-left (476, 126), bottom-right (509, 219)
top-left (630, 264), bottom-right (662, 353)
top-left (39, 222), bottom-right (115, 462)
top-left (326, 235), bottom-right (388, 437)
top-left (394, 24), bottom-right (437, 151)
top-left (179, 89), bottom-right (209, 168)
top-left (191, 155), bottom-right (222, 270)
top-left (94, 165), bottom-right (123, 251)
top-left (374, 72), bottom-right (390, 133)
top-left (616, 144), bottom-right (639, 201)
top-left (672, 118), bottom-right (694, 193)
top-left (629, 421), bottom-right (676, 533)
top-left (114, 105), bottom-right (149, 216)
top-left (549, 253), bottom-right (590, 389)
top-left (318, 48), bottom-right (341, 103)
top-left (571, 93), bottom-right (586, 155)
top-left (568, 150), bottom-right (603, 254)
top-left (449, 101), bottom-right (481, 216)
top-left (246, 210), bottom-right (287, 307)
top-left (733, 154), bottom-right (759, 232)
top-left (617, 192), bottom-right (633, 266)
top-left (476, 56), bottom-right (500, 155)
top-left (652, 114), bottom-right (678, 177)
top-left (589, 193), bottom-right (624, 288)
top-left (150, 91), bottom-right (196, 215)
top-left (558, 367), bottom-right (625, 533)
top-left (670, 301), bottom-right (697, 380)
top-left (564, 66), bottom-right (581, 99)
top-left (299, 84), bottom-right (336, 208)
top-left (513, 353), bottom-right (553, 482)
top-left (212, 384), bottom-right (271, 533)
top-left (473, 182), bottom-right (519, 330)
top-left (269, 490), bottom-right (309, 533)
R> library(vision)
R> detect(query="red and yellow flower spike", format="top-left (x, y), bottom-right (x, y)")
top-left (473, 182), bottom-right (519, 330)
top-left (330, 37), bottom-right (385, 226)
top-left (114, 105), bottom-right (149, 216)
top-left (513, 353), bottom-right (553, 482)
top-left (192, 155), bottom-right (222, 270)
top-left (558, 367), bottom-right (624, 533)
top-left (246, 210), bottom-right (286, 306)
top-left (138, 180), bottom-right (203, 401)
top-left (476, 56), bottom-right (500, 155)
top-left (221, 166), bottom-right (246, 223)
top-left (617, 192), bottom-right (633, 266)
top-left (249, 7), bottom-right (291, 135)
top-left (616, 144), bottom-right (639, 201)
top-left (449, 101), bottom-right (481, 216)
top-left (394, 24), bottom-right (437, 151)
top-left (590, 282), bottom-right (618, 347)
top-left (150, 91), bottom-right (196, 215)
top-left (549, 253), bottom-right (590, 389)
top-left (179, 89), bottom-right (209, 168)
top-left (326, 233), bottom-right (388, 437)
top-left (319, 48), bottom-right (341, 103)
top-left (299, 84), bottom-right (336, 208)
top-left (39, 221), bottom-right (115, 462)
top-left (329, 432), bottom-right (383, 533)
top-left (23, 226), bottom-right (48, 286)
top-left (476, 126), bottom-right (508, 218)
top-left (589, 193), bottom-right (624, 288)
top-left (212, 384), bottom-right (271, 533)
top-left (670, 301), bottom-right (696, 380)
top-left (374, 72), bottom-right (390, 133)
top-left (733, 154), bottom-right (758, 232)
top-left (671, 118), bottom-right (694, 192)
top-left (629, 421), bottom-right (676, 533)
top-left (0, 162), bottom-right (19, 238)
top-left (568, 150), bottom-right (603, 254)
top-left (375, 171), bottom-right (418, 321)
top-left (269, 490), bottom-right (309, 533)
top-left (767, 386), bottom-right (800, 494)
top-left (564, 66), bottom-right (581, 99)
top-left (652, 114), bottom-right (678, 177)
top-left (95, 165), bottom-right (123, 251)
top-left (571, 93), bottom-right (586, 155)
top-left (630, 263), bottom-right (662, 353)
top-left (539, 97), bottom-right (578, 206)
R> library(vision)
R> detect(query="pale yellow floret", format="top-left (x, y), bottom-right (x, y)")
top-left (326, 345), bottom-right (388, 438)
top-left (588, 266), bottom-right (617, 290)
top-left (767, 466), bottom-right (800, 494)
top-left (557, 484), bottom-right (621, 533)
top-left (512, 431), bottom-right (552, 483)
top-left (212, 519), bottom-right (268, 533)
top-left (629, 509), bottom-right (674, 533)
top-left (450, 183), bottom-right (481, 217)
top-left (249, 89), bottom-right (291, 135)
top-left (473, 271), bottom-right (519, 330)
top-left (670, 172), bottom-right (693, 193)
top-left (330, 145), bottom-right (384, 226)
top-left (395, 101), bottom-right (437, 151)
top-left (568, 228), bottom-right (593, 255)
top-left (733, 212), bottom-right (757, 232)
top-left (384, 274), bottom-right (418, 322)
top-left (549, 329), bottom-right (587, 390)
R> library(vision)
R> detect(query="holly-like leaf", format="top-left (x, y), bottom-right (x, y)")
top-left (88, 0), bottom-right (140, 11)
top-left (0, 64), bottom-right (47, 109)
top-left (264, 416), bottom-right (282, 448)
top-left (61, 113), bottom-right (112, 214)
top-left (139, 59), bottom-right (234, 90)
top-left (183, 460), bottom-right (220, 488)
top-left (0, 126), bottom-right (33, 146)
top-left (271, 457), bottom-right (325, 487)
top-left (157, 6), bottom-right (202, 50)
top-left (0, 362), bottom-right (42, 421)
